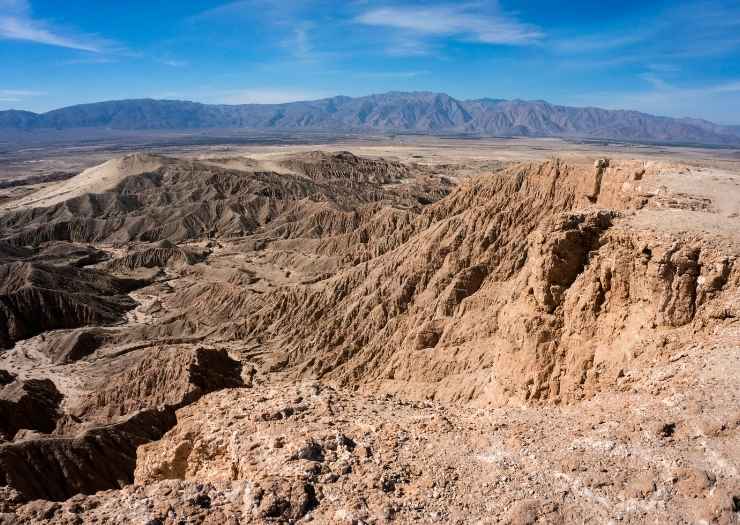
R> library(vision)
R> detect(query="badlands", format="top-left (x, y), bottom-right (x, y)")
top-left (0, 138), bottom-right (738, 524)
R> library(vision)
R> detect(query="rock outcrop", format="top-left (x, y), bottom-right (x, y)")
top-left (0, 408), bottom-right (174, 502)
top-left (0, 346), bottom-right (243, 501)
top-left (71, 345), bottom-right (244, 424)
top-left (10, 358), bottom-right (737, 524)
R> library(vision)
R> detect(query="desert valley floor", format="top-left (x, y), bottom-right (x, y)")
top-left (0, 136), bottom-right (738, 524)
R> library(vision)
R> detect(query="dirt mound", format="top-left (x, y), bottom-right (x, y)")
top-left (0, 262), bottom-right (142, 349)
top-left (0, 153), bottom-right (167, 212)
top-left (278, 150), bottom-right (412, 183)
top-left (104, 242), bottom-right (208, 272)
top-left (0, 377), bottom-right (62, 441)
top-left (28, 242), bottom-right (108, 267)
top-left (0, 241), bottom-right (106, 268)
top-left (34, 328), bottom-right (112, 364)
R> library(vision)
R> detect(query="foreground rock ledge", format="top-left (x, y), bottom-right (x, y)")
top-left (4, 348), bottom-right (739, 525)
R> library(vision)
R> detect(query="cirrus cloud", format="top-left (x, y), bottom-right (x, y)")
top-left (356, 3), bottom-right (543, 46)
top-left (0, 0), bottom-right (114, 52)
top-left (0, 88), bottom-right (44, 102)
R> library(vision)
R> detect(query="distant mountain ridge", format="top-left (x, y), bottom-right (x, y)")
top-left (2, 91), bottom-right (739, 146)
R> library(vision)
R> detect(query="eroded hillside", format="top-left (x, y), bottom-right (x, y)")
top-left (0, 149), bottom-right (737, 524)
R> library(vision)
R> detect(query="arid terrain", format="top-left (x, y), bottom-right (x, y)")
top-left (0, 137), bottom-right (738, 524)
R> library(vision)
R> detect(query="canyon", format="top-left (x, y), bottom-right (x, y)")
top-left (0, 138), bottom-right (738, 524)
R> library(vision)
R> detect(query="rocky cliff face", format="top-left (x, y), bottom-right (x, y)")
top-left (0, 346), bottom-right (243, 501)
top-left (169, 158), bottom-right (736, 408)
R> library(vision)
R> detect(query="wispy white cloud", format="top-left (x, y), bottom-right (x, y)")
top-left (280, 23), bottom-right (318, 62)
top-left (567, 75), bottom-right (740, 123)
top-left (551, 0), bottom-right (740, 63)
top-left (382, 36), bottom-right (436, 57)
top-left (192, 2), bottom-right (337, 64)
top-left (191, 0), bottom-right (320, 22)
top-left (0, 88), bottom-right (44, 102)
top-left (158, 58), bottom-right (189, 68)
top-left (60, 56), bottom-right (117, 65)
top-left (638, 73), bottom-right (673, 91)
top-left (0, 0), bottom-right (114, 52)
top-left (356, 3), bottom-right (543, 46)
top-left (638, 74), bottom-right (740, 96)
top-left (645, 63), bottom-right (681, 74)
top-left (354, 70), bottom-right (430, 79)
top-left (709, 81), bottom-right (740, 94)
top-left (188, 0), bottom-right (255, 21)
top-left (293, 25), bottom-right (311, 59)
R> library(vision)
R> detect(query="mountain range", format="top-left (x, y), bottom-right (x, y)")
top-left (2, 91), bottom-right (739, 146)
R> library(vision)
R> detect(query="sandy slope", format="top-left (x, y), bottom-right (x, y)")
top-left (0, 153), bottom-right (165, 212)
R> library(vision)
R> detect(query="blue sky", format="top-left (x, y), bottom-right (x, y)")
top-left (1, 0), bottom-right (740, 123)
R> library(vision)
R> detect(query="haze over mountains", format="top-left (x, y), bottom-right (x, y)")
top-left (2, 91), bottom-right (740, 146)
